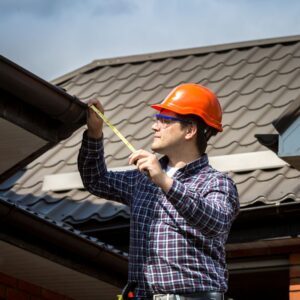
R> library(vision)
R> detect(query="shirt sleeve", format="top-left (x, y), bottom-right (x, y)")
top-left (165, 172), bottom-right (239, 237)
top-left (77, 130), bottom-right (139, 206)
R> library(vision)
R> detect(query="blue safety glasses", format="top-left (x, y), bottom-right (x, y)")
top-left (153, 114), bottom-right (192, 128)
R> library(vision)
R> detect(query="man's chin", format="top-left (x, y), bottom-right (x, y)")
top-left (151, 144), bottom-right (164, 155)
top-left (151, 143), bottom-right (160, 153)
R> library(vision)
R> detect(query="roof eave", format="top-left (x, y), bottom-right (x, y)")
top-left (0, 199), bottom-right (128, 287)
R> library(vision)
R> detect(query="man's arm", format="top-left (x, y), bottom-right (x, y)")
top-left (129, 149), bottom-right (174, 191)
top-left (78, 131), bottom-right (139, 205)
top-left (165, 174), bottom-right (239, 237)
top-left (78, 99), bottom-right (139, 205)
top-left (128, 149), bottom-right (239, 237)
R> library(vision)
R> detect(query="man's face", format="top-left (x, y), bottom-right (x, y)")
top-left (151, 109), bottom-right (189, 155)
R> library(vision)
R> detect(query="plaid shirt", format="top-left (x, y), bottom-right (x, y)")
top-left (78, 132), bottom-right (239, 298)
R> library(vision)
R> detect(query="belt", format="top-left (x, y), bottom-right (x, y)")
top-left (152, 292), bottom-right (224, 300)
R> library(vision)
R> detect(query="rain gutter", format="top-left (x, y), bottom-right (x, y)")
top-left (0, 55), bottom-right (87, 142)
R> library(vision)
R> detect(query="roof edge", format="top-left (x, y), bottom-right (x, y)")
top-left (0, 55), bottom-right (87, 141)
top-left (0, 198), bottom-right (127, 287)
top-left (52, 34), bottom-right (300, 85)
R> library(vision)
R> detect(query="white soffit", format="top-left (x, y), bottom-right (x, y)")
top-left (42, 151), bottom-right (288, 192)
top-left (1, 241), bottom-right (118, 300)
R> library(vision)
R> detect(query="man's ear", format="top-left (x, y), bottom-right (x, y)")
top-left (185, 124), bottom-right (197, 140)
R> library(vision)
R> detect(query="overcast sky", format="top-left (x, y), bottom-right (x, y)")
top-left (1, 0), bottom-right (300, 80)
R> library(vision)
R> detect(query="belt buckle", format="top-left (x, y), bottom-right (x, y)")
top-left (153, 294), bottom-right (179, 300)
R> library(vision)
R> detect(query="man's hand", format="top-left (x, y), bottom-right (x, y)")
top-left (87, 99), bottom-right (104, 139)
top-left (129, 150), bottom-right (173, 193)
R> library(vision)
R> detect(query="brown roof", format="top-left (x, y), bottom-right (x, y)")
top-left (1, 35), bottom-right (300, 226)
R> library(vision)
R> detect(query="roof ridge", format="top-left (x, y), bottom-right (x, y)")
top-left (74, 77), bottom-right (300, 101)
top-left (52, 35), bottom-right (300, 85)
top-left (63, 52), bottom-right (300, 89)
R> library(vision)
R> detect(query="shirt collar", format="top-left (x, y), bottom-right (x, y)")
top-left (160, 154), bottom-right (209, 177)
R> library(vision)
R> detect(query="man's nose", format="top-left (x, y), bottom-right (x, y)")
top-left (152, 121), bottom-right (160, 131)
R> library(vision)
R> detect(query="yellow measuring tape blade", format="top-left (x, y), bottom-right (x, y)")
top-left (89, 104), bottom-right (136, 153)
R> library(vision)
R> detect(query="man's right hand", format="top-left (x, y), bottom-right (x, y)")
top-left (87, 99), bottom-right (104, 139)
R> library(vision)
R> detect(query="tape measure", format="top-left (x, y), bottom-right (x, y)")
top-left (89, 104), bottom-right (136, 153)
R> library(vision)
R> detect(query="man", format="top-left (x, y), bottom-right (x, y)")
top-left (78, 83), bottom-right (239, 300)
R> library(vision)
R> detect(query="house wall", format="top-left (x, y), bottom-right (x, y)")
top-left (226, 240), bottom-right (300, 300)
top-left (0, 272), bottom-right (74, 300)
top-left (278, 117), bottom-right (300, 156)
top-left (290, 254), bottom-right (300, 300)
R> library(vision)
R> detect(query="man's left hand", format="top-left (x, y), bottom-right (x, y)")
top-left (129, 150), bottom-right (173, 192)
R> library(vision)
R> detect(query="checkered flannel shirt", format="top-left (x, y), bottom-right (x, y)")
top-left (78, 131), bottom-right (239, 298)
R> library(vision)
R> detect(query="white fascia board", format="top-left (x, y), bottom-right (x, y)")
top-left (42, 151), bottom-right (288, 192)
top-left (209, 150), bottom-right (288, 172)
top-left (42, 166), bottom-right (135, 192)
top-left (42, 172), bottom-right (84, 192)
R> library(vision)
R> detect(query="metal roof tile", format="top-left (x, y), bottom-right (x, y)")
top-left (2, 36), bottom-right (300, 226)
top-left (234, 167), bottom-right (300, 206)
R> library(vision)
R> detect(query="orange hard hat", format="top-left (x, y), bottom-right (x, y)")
top-left (151, 83), bottom-right (223, 132)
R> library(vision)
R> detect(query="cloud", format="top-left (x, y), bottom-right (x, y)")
top-left (91, 0), bottom-right (138, 16)
top-left (1, 0), bottom-right (300, 80)
top-left (0, 0), bottom-right (69, 18)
